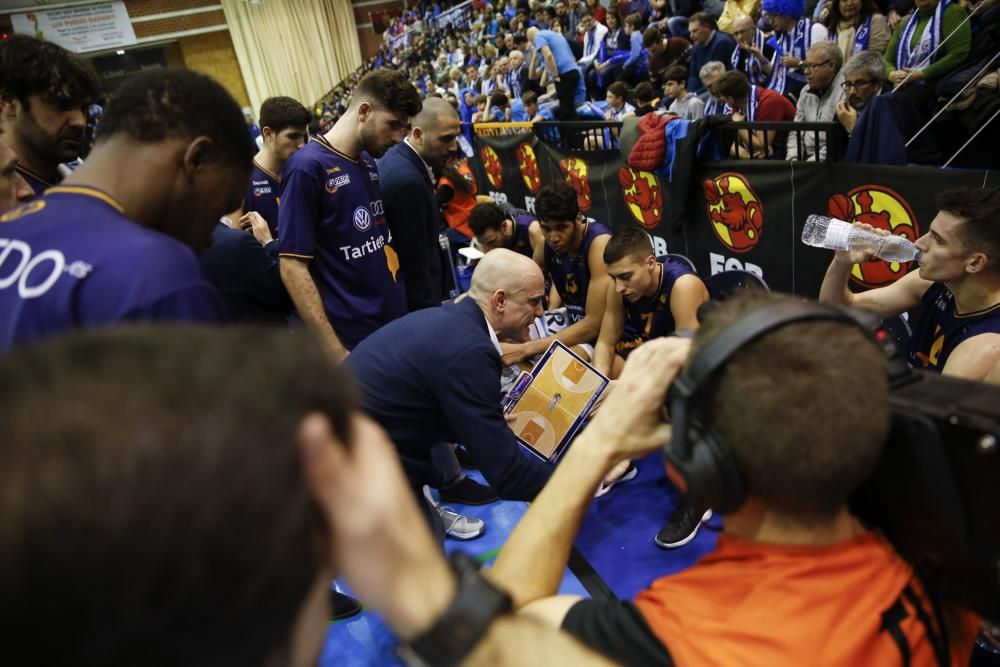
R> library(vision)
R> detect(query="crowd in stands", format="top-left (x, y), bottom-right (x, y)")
top-left (316, 0), bottom-right (998, 166)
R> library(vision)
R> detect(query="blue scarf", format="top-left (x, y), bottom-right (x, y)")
top-left (731, 28), bottom-right (771, 86)
top-left (896, 0), bottom-right (950, 70)
top-left (704, 96), bottom-right (733, 116)
top-left (766, 18), bottom-right (813, 94)
top-left (831, 15), bottom-right (872, 56)
top-left (745, 84), bottom-right (761, 122)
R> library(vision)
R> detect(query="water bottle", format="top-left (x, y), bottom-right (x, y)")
top-left (801, 215), bottom-right (921, 263)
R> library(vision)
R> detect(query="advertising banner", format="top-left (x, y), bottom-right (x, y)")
top-left (473, 126), bottom-right (997, 297)
top-left (12, 2), bottom-right (137, 54)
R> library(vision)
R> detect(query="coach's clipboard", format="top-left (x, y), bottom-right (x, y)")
top-left (503, 341), bottom-right (609, 462)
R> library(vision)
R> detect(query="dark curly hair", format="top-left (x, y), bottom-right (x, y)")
top-left (354, 70), bottom-right (422, 117)
top-left (535, 181), bottom-right (579, 223)
top-left (0, 34), bottom-right (98, 109)
top-left (98, 69), bottom-right (256, 166)
top-left (258, 96), bottom-right (311, 134)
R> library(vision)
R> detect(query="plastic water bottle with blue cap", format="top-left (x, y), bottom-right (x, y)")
top-left (801, 215), bottom-right (921, 263)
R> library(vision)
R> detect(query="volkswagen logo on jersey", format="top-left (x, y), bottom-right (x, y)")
top-left (353, 206), bottom-right (372, 232)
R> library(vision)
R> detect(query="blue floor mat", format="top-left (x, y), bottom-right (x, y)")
top-left (323, 470), bottom-right (589, 667)
top-left (573, 451), bottom-right (722, 600)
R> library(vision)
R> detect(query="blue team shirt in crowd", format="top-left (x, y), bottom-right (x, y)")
top-left (618, 257), bottom-right (698, 356)
top-left (278, 135), bottom-right (407, 350)
top-left (533, 29), bottom-right (579, 77)
top-left (0, 186), bottom-right (226, 352)
top-left (244, 160), bottom-right (282, 235)
top-left (543, 220), bottom-right (611, 323)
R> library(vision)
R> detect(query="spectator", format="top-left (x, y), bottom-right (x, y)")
top-left (822, 0), bottom-right (892, 60)
top-left (643, 27), bottom-right (693, 89)
top-left (715, 69), bottom-right (796, 157)
top-left (619, 12), bottom-right (651, 84)
top-left (633, 81), bottom-right (660, 114)
top-left (762, 0), bottom-right (829, 99)
top-left (508, 49), bottom-right (527, 97)
top-left (528, 25), bottom-right (584, 120)
top-left (606, 81), bottom-right (637, 118)
top-left (487, 291), bottom-right (980, 666)
top-left (687, 12), bottom-right (739, 94)
top-left (834, 49), bottom-right (888, 135)
top-left (489, 91), bottom-right (513, 120)
top-left (700, 60), bottom-right (733, 113)
top-left (579, 11), bottom-right (610, 71)
top-left (718, 0), bottom-right (762, 32)
top-left (555, 0), bottom-right (582, 34)
top-left (618, 0), bottom-right (653, 23)
top-left (585, 0), bottom-right (608, 24)
top-left (0, 70), bottom-right (250, 352)
top-left (884, 0), bottom-right (972, 162)
top-left (787, 41), bottom-right (846, 160)
top-left (665, 65), bottom-right (708, 118)
top-left (589, 12), bottom-right (630, 96)
top-left (0, 35), bottom-right (99, 197)
top-left (730, 15), bottom-right (776, 86)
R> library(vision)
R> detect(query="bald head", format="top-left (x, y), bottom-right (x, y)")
top-left (526, 26), bottom-right (539, 43)
top-left (412, 96), bottom-right (460, 133)
top-left (469, 249), bottom-right (539, 300)
top-left (469, 249), bottom-right (546, 342)
top-left (732, 15), bottom-right (755, 33)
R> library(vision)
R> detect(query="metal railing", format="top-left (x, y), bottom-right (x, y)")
top-left (719, 121), bottom-right (843, 162)
top-left (534, 121), bottom-right (625, 152)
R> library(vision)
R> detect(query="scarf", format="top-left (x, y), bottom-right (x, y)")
top-left (745, 84), bottom-right (761, 122)
top-left (766, 18), bottom-right (813, 94)
top-left (584, 26), bottom-right (600, 58)
top-left (704, 96), bottom-right (733, 115)
top-left (896, 0), bottom-right (950, 70)
top-left (731, 28), bottom-right (770, 86)
top-left (831, 15), bottom-right (872, 56)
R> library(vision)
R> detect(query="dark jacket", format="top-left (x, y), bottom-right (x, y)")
top-left (347, 297), bottom-right (553, 500)
top-left (199, 223), bottom-right (293, 324)
top-left (688, 30), bottom-right (738, 94)
top-left (378, 141), bottom-right (444, 311)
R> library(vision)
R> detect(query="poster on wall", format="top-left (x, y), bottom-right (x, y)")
top-left (12, 2), bottom-right (137, 54)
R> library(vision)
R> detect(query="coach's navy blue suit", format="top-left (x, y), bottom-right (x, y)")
top-left (347, 297), bottom-right (553, 500)
top-left (377, 141), bottom-right (444, 311)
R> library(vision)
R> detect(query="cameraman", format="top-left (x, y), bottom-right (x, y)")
top-left (489, 290), bottom-right (980, 666)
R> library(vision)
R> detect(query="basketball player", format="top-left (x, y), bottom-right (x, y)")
top-left (468, 201), bottom-right (543, 258)
top-left (593, 228), bottom-right (709, 378)
top-left (278, 70), bottom-right (422, 361)
top-left (502, 182), bottom-right (611, 365)
top-left (240, 96), bottom-right (310, 235)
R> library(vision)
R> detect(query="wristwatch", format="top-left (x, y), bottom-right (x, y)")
top-left (397, 551), bottom-right (512, 667)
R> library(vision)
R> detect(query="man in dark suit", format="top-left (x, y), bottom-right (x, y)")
top-left (347, 249), bottom-right (553, 502)
top-left (378, 97), bottom-right (462, 311)
top-left (687, 12), bottom-right (736, 94)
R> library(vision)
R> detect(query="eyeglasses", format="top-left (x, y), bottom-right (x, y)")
top-left (841, 79), bottom-right (875, 89)
top-left (800, 60), bottom-right (832, 72)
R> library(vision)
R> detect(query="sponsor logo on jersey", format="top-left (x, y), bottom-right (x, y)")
top-left (619, 168), bottom-right (663, 229)
top-left (353, 206), bottom-right (372, 232)
top-left (827, 186), bottom-right (919, 289)
top-left (0, 238), bottom-right (93, 298)
top-left (326, 174), bottom-right (351, 194)
top-left (703, 173), bottom-right (763, 253)
top-left (326, 166), bottom-right (342, 174)
top-left (253, 186), bottom-right (272, 197)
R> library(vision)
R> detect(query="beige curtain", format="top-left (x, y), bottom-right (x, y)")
top-left (221, 0), bottom-right (362, 115)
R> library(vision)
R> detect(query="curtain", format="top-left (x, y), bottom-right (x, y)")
top-left (221, 0), bottom-right (362, 115)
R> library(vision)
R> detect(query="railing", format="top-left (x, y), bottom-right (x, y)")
top-left (718, 121), bottom-right (843, 162)
top-left (534, 121), bottom-right (624, 152)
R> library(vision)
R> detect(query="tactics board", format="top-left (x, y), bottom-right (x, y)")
top-left (504, 341), bottom-right (609, 462)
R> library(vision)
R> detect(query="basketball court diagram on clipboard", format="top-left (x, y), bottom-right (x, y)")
top-left (503, 341), bottom-right (609, 462)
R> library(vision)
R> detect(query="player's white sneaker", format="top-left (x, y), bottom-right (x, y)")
top-left (438, 506), bottom-right (486, 540)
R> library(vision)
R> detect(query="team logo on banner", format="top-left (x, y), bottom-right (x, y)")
top-left (516, 143), bottom-right (542, 193)
top-left (618, 168), bottom-right (663, 229)
top-left (703, 173), bottom-right (763, 253)
top-left (480, 146), bottom-right (504, 189)
top-left (828, 186), bottom-right (920, 288)
top-left (559, 157), bottom-right (592, 211)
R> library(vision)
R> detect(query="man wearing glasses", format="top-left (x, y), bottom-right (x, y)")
top-left (786, 41), bottom-right (845, 161)
top-left (834, 50), bottom-right (888, 136)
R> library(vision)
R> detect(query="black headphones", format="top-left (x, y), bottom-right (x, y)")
top-left (664, 300), bottom-right (886, 515)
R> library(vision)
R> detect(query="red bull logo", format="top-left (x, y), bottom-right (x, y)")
top-left (619, 168), bottom-right (663, 229)
top-left (558, 157), bottom-right (592, 212)
top-left (703, 173), bottom-right (763, 253)
top-left (516, 143), bottom-right (542, 194)
top-left (480, 146), bottom-right (503, 189)
top-left (827, 186), bottom-right (920, 288)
